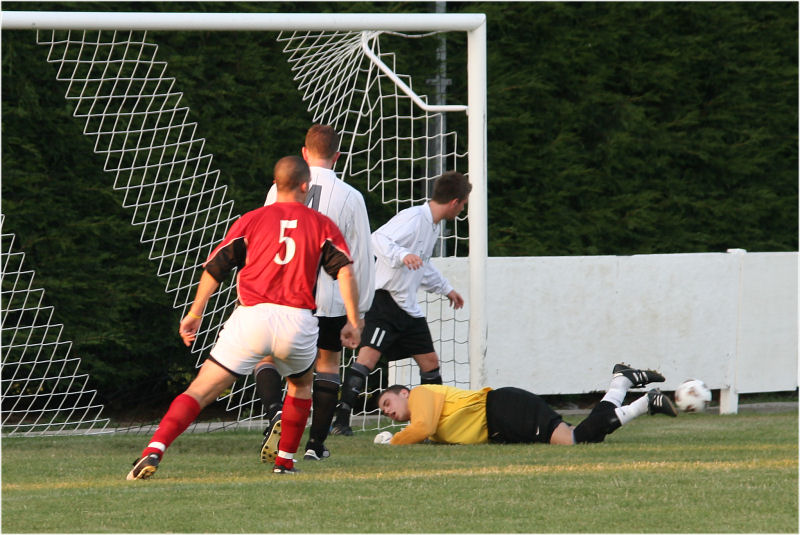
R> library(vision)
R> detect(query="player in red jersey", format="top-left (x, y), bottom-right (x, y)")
top-left (126, 156), bottom-right (363, 480)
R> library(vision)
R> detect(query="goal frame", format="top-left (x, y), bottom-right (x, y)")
top-left (2, 10), bottom-right (489, 389)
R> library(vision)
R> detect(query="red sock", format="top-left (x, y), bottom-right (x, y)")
top-left (275, 395), bottom-right (312, 469)
top-left (141, 393), bottom-right (201, 459)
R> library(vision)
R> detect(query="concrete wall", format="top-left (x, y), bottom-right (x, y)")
top-left (419, 251), bottom-right (797, 413)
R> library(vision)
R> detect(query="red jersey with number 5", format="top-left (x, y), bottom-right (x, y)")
top-left (203, 202), bottom-right (353, 309)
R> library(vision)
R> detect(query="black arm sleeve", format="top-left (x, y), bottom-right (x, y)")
top-left (205, 237), bottom-right (247, 282)
top-left (320, 240), bottom-right (353, 279)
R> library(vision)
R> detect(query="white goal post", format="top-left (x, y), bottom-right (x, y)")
top-left (1, 10), bottom-right (488, 433)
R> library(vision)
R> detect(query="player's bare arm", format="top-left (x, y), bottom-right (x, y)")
top-left (179, 270), bottom-right (220, 346)
top-left (336, 264), bottom-right (363, 348)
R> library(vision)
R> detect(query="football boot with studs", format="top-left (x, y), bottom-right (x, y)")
top-left (126, 453), bottom-right (160, 481)
top-left (260, 411), bottom-right (282, 463)
top-left (647, 388), bottom-right (679, 417)
top-left (613, 363), bottom-right (665, 388)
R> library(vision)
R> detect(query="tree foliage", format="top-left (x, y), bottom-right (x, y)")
top-left (469, 2), bottom-right (797, 255)
top-left (2, 2), bottom-right (796, 411)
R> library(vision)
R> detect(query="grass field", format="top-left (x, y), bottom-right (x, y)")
top-left (2, 409), bottom-right (797, 533)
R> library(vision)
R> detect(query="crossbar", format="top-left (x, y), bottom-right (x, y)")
top-left (1, 11), bottom-right (486, 32)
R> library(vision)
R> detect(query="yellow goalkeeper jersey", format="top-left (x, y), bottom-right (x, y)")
top-left (391, 385), bottom-right (492, 445)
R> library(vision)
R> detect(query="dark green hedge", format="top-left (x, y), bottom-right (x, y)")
top-left (477, 2), bottom-right (797, 255)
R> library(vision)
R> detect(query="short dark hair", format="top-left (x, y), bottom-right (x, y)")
top-left (305, 124), bottom-right (339, 160)
top-left (273, 155), bottom-right (310, 192)
top-left (377, 384), bottom-right (410, 404)
top-left (431, 171), bottom-right (472, 203)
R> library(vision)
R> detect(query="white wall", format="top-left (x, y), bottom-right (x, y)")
top-left (423, 251), bottom-right (798, 413)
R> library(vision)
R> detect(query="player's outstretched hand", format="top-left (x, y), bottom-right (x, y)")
top-left (446, 290), bottom-right (464, 309)
top-left (374, 431), bottom-right (393, 444)
top-left (179, 314), bottom-right (202, 346)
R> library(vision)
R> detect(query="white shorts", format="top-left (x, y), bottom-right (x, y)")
top-left (210, 303), bottom-right (318, 377)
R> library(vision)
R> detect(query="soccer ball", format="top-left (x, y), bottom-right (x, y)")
top-left (674, 379), bottom-right (712, 413)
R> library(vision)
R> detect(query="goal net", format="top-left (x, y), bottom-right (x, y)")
top-left (1, 12), bottom-right (487, 435)
top-left (1, 216), bottom-right (110, 435)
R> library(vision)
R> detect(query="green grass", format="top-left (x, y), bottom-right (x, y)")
top-left (2, 410), bottom-right (797, 533)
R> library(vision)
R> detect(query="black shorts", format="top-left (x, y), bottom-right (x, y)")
top-left (361, 289), bottom-right (435, 361)
top-left (485, 387), bottom-right (564, 444)
top-left (316, 315), bottom-right (348, 351)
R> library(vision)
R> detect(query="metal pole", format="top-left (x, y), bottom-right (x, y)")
top-left (1, 11), bottom-right (486, 32)
top-left (428, 1), bottom-right (452, 257)
top-left (361, 33), bottom-right (466, 114)
top-left (467, 20), bottom-right (488, 389)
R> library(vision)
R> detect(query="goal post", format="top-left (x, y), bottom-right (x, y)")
top-left (1, 11), bottom-right (485, 32)
top-left (1, 10), bottom-right (488, 433)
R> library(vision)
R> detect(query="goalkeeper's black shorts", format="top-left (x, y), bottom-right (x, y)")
top-left (360, 289), bottom-right (435, 359)
top-left (485, 387), bottom-right (564, 444)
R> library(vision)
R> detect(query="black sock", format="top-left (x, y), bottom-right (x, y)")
top-left (336, 363), bottom-right (370, 424)
top-left (572, 401), bottom-right (621, 443)
top-left (420, 367), bottom-right (442, 385)
top-left (310, 373), bottom-right (340, 443)
top-left (254, 364), bottom-right (283, 420)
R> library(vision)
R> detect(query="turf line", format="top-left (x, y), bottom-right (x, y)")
top-left (3, 458), bottom-right (796, 492)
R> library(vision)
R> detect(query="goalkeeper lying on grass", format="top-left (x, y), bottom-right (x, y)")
top-left (374, 363), bottom-right (677, 446)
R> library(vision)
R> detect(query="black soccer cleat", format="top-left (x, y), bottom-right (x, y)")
top-left (647, 388), bottom-right (678, 417)
top-left (273, 464), bottom-right (300, 475)
top-left (330, 410), bottom-right (354, 436)
top-left (126, 453), bottom-right (160, 481)
top-left (613, 363), bottom-right (665, 388)
top-left (260, 411), bottom-right (282, 463)
top-left (303, 440), bottom-right (331, 461)
top-left (329, 422), bottom-right (353, 436)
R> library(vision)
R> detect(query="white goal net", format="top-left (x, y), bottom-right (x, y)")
top-left (1, 12), bottom-right (487, 435)
top-left (1, 217), bottom-right (110, 435)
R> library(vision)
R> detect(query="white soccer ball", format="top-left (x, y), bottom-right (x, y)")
top-left (674, 379), bottom-right (712, 413)
top-left (373, 431), bottom-right (393, 444)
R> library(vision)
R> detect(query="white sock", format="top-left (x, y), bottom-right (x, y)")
top-left (601, 375), bottom-right (632, 407)
top-left (614, 394), bottom-right (649, 426)
top-left (146, 442), bottom-right (166, 454)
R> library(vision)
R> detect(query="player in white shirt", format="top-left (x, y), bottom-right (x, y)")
top-left (255, 125), bottom-right (375, 461)
top-left (331, 171), bottom-right (472, 436)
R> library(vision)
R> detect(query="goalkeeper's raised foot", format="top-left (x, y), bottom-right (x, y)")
top-left (647, 388), bottom-right (678, 417)
top-left (613, 363), bottom-right (665, 388)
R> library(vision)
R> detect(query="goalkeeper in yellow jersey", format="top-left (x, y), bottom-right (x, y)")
top-left (373, 363), bottom-right (677, 446)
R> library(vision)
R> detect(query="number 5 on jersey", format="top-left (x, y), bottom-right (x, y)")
top-left (274, 220), bottom-right (298, 265)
